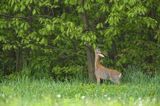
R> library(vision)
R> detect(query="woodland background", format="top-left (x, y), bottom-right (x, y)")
top-left (0, 0), bottom-right (160, 81)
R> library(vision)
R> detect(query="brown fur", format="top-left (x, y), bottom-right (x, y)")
top-left (95, 49), bottom-right (122, 84)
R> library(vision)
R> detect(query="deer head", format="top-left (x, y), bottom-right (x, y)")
top-left (95, 48), bottom-right (104, 58)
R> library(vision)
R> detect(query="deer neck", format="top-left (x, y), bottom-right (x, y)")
top-left (95, 55), bottom-right (101, 70)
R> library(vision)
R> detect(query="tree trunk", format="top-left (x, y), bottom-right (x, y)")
top-left (80, 0), bottom-right (96, 82)
top-left (16, 48), bottom-right (23, 71)
top-left (86, 44), bottom-right (95, 82)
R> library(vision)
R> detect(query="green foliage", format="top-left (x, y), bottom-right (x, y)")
top-left (122, 66), bottom-right (149, 83)
top-left (0, 0), bottom-right (160, 79)
top-left (51, 65), bottom-right (83, 81)
top-left (98, 0), bottom-right (160, 74)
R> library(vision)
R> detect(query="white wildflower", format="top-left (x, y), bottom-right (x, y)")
top-left (56, 94), bottom-right (61, 98)
top-left (108, 97), bottom-right (111, 101)
top-left (81, 96), bottom-right (85, 99)
top-left (138, 97), bottom-right (142, 101)
top-left (1, 94), bottom-right (5, 97)
top-left (104, 94), bottom-right (107, 97)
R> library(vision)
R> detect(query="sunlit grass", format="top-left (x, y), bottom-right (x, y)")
top-left (0, 77), bottom-right (160, 106)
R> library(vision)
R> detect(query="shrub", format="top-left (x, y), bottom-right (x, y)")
top-left (122, 66), bottom-right (150, 83)
top-left (51, 65), bottom-right (83, 81)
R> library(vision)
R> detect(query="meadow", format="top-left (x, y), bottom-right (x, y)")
top-left (1, 0), bottom-right (160, 106)
top-left (0, 74), bottom-right (160, 106)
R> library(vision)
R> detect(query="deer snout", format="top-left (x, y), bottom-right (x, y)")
top-left (98, 53), bottom-right (104, 57)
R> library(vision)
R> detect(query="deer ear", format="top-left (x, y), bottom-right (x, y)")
top-left (98, 53), bottom-right (104, 57)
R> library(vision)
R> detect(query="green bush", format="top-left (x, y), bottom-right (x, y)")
top-left (122, 66), bottom-right (150, 83)
top-left (51, 65), bottom-right (83, 81)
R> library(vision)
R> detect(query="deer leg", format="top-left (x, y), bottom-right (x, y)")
top-left (116, 80), bottom-right (120, 85)
top-left (96, 77), bottom-right (100, 84)
top-left (110, 78), bottom-right (120, 85)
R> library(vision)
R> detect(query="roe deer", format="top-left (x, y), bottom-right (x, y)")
top-left (95, 49), bottom-right (122, 84)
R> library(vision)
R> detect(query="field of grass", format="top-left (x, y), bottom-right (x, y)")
top-left (0, 75), bottom-right (160, 106)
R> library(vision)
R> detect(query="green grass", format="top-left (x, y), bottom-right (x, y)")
top-left (0, 76), bottom-right (160, 106)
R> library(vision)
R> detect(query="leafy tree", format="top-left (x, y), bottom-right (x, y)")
top-left (0, 0), bottom-right (160, 80)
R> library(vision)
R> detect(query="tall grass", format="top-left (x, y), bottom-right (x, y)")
top-left (0, 67), bottom-right (160, 106)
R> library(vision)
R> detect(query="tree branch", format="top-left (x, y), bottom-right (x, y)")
top-left (0, 14), bottom-right (54, 20)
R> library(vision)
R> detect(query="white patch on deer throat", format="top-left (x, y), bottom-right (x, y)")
top-left (98, 53), bottom-right (104, 57)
